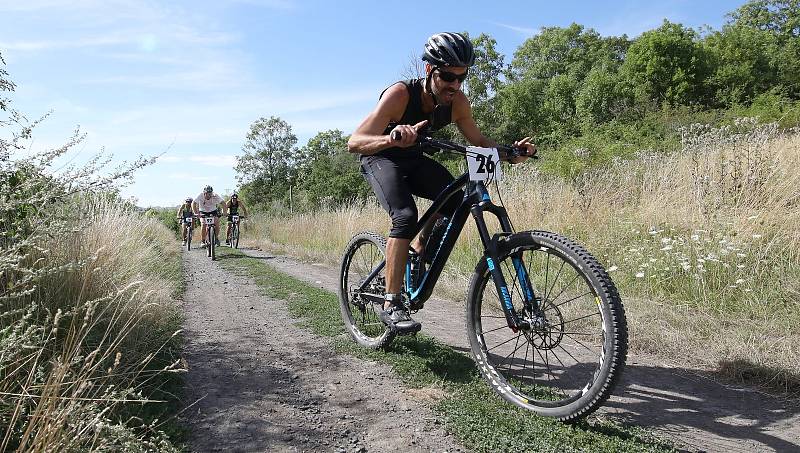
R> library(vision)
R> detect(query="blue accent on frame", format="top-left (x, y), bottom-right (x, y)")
top-left (486, 257), bottom-right (495, 271)
top-left (405, 261), bottom-right (412, 292)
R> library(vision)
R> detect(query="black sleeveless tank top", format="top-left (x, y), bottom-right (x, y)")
top-left (376, 79), bottom-right (452, 158)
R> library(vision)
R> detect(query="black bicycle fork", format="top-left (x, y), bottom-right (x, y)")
top-left (471, 182), bottom-right (538, 332)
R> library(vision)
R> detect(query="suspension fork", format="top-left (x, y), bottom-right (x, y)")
top-left (471, 202), bottom-right (529, 332)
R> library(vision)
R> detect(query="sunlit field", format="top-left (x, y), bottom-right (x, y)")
top-left (245, 121), bottom-right (800, 391)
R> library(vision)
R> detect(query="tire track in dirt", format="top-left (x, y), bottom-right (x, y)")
top-left (179, 247), bottom-right (466, 452)
top-left (238, 246), bottom-right (800, 453)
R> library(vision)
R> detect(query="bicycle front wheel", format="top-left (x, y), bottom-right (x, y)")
top-left (338, 232), bottom-right (395, 349)
top-left (208, 226), bottom-right (215, 260)
top-left (233, 223), bottom-right (240, 249)
top-left (466, 231), bottom-right (627, 421)
top-left (187, 226), bottom-right (192, 251)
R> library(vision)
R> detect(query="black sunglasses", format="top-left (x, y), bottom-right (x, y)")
top-left (435, 68), bottom-right (468, 83)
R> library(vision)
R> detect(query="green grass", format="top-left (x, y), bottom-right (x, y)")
top-left (215, 247), bottom-right (674, 453)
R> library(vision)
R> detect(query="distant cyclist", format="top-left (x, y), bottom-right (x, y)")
top-left (225, 192), bottom-right (248, 245)
top-left (347, 32), bottom-right (535, 333)
top-left (175, 197), bottom-right (195, 246)
top-left (193, 185), bottom-right (227, 247)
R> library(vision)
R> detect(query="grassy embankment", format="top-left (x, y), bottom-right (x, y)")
top-left (216, 246), bottom-right (674, 452)
top-left (244, 121), bottom-right (800, 394)
top-left (1, 196), bottom-right (186, 451)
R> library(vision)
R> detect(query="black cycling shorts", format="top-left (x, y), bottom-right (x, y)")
top-left (360, 154), bottom-right (462, 240)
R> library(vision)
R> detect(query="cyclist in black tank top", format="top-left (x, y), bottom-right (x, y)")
top-left (348, 32), bottom-right (536, 333)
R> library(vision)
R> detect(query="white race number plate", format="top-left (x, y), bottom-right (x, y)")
top-left (466, 147), bottom-right (502, 182)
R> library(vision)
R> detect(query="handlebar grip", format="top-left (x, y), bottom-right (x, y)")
top-left (390, 130), bottom-right (401, 141)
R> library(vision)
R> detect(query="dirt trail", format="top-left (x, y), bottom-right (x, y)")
top-left (179, 247), bottom-right (465, 453)
top-left (238, 247), bottom-right (800, 453)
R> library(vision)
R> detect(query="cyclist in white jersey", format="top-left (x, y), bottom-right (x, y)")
top-left (193, 185), bottom-right (227, 247)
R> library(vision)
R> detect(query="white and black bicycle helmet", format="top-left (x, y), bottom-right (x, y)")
top-left (422, 32), bottom-right (475, 68)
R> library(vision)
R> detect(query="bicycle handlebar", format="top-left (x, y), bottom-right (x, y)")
top-left (389, 130), bottom-right (537, 160)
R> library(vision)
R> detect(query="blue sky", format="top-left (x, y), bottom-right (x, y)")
top-left (1, 0), bottom-right (742, 207)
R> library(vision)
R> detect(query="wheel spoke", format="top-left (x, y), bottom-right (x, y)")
top-left (469, 235), bottom-right (625, 416)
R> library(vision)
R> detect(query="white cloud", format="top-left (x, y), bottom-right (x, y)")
top-left (595, 8), bottom-right (682, 38)
top-left (166, 172), bottom-right (214, 182)
top-left (491, 22), bottom-right (540, 37)
top-left (189, 155), bottom-right (237, 167)
top-left (223, 0), bottom-right (297, 10)
top-left (0, 35), bottom-right (131, 51)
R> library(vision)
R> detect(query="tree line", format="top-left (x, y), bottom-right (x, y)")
top-left (237, 0), bottom-right (800, 212)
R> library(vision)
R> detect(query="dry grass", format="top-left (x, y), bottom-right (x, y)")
top-left (244, 121), bottom-right (800, 393)
top-left (1, 196), bottom-right (183, 452)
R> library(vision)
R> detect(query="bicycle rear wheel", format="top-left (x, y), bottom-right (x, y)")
top-left (466, 231), bottom-right (627, 421)
top-left (338, 232), bottom-right (395, 349)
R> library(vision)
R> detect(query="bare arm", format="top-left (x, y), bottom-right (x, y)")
top-left (347, 83), bottom-right (427, 155)
top-left (453, 92), bottom-right (536, 162)
top-left (452, 92), bottom-right (496, 148)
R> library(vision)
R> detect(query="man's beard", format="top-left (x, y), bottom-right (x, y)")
top-left (433, 86), bottom-right (457, 105)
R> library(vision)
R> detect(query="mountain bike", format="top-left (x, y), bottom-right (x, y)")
top-left (228, 215), bottom-right (243, 249)
top-left (200, 215), bottom-right (217, 260)
top-left (338, 135), bottom-right (627, 421)
top-left (182, 216), bottom-right (194, 251)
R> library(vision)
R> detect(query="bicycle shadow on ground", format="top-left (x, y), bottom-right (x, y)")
top-left (603, 359), bottom-right (800, 452)
top-left (385, 335), bottom-right (476, 385)
top-left (391, 336), bottom-right (800, 452)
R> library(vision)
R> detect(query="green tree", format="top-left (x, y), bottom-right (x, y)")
top-left (730, 0), bottom-right (800, 37)
top-left (296, 130), bottom-right (369, 208)
top-left (620, 20), bottom-right (711, 106)
top-left (510, 23), bottom-right (627, 82)
top-left (464, 33), bottom-right (507, 138)
top-left (235, 116), bottom-right (299, 206)
top-left (500, 24), bottom-right (630, 143)
top-left (704, 24), bottom-right (779, 105)
top-left (726, 0), bottom-right (800, 98)
top-left (575, 66), bottom-right (627, 127)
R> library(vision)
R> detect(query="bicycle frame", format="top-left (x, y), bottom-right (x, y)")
top-left (357, 145), bottom-right (538, 331)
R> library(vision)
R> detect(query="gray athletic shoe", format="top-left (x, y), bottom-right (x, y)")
top-left (379, 304), bottom-right (421, 334)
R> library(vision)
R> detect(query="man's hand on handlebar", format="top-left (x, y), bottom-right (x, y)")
top-left (508, 136), bottom-right (537, 164)
top-left (389, 120), bottom-right (428, 148)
